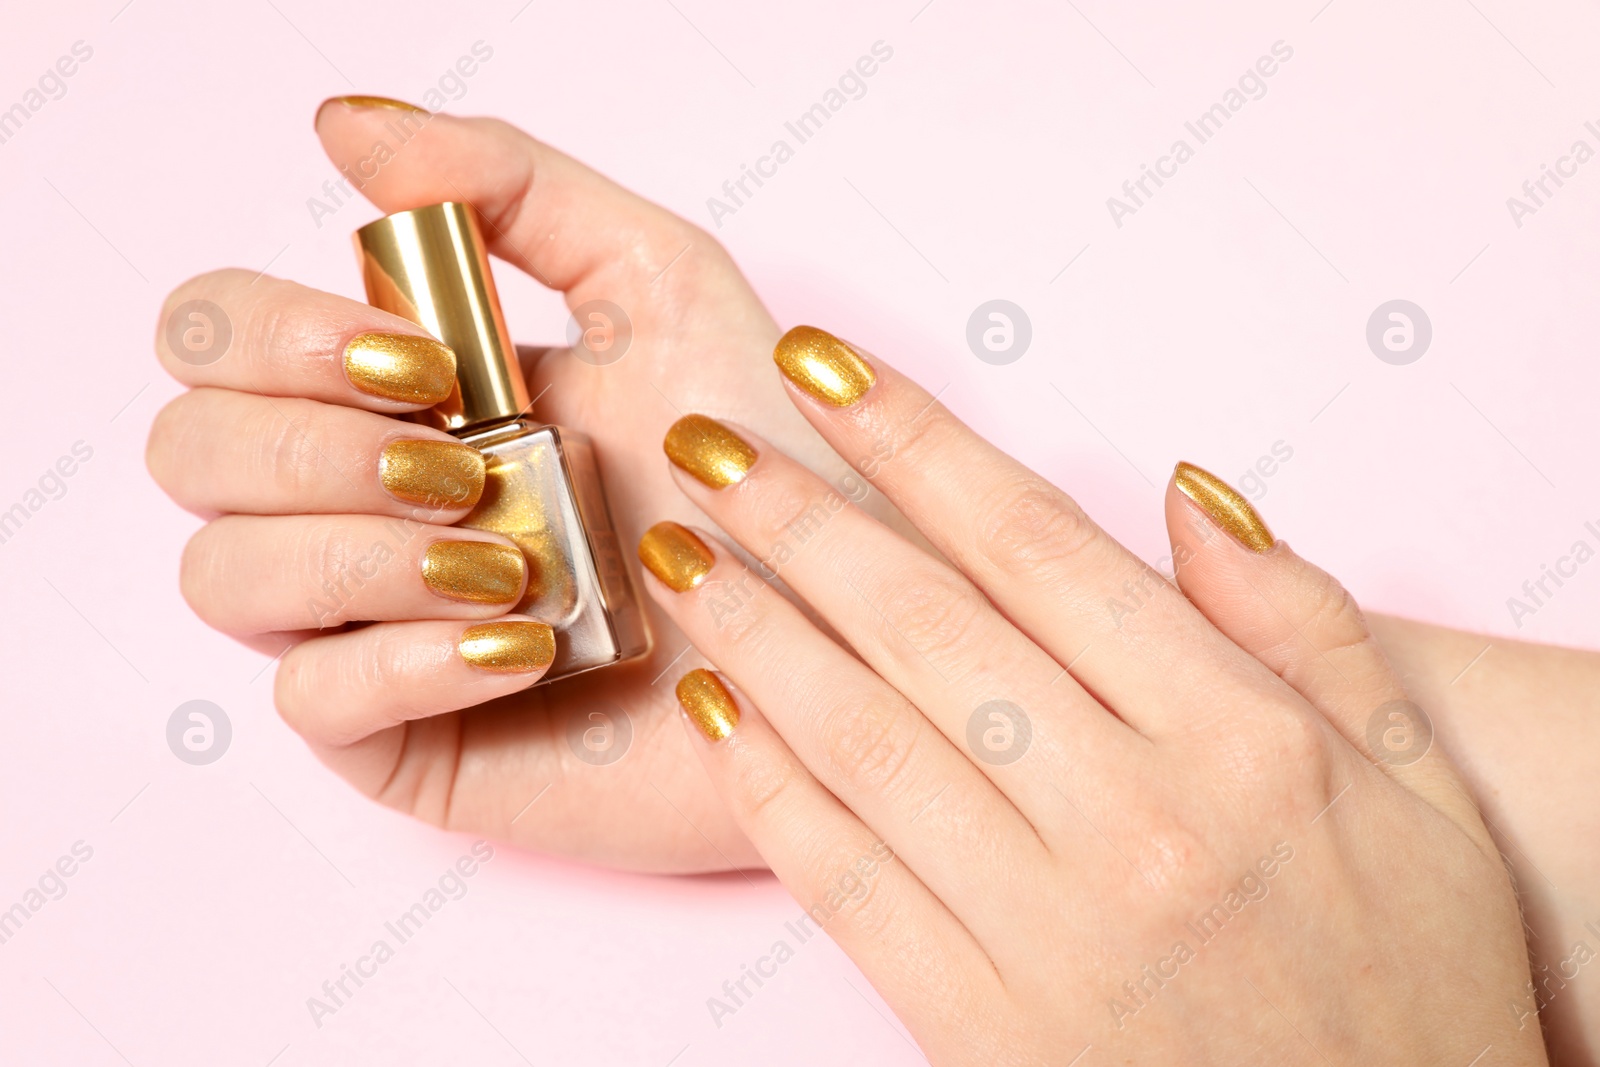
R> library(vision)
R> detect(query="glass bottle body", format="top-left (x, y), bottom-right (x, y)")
top-left (457, 418), bottom-right (649, 683)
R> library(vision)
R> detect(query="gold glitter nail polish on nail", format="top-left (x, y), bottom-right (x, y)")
top-left (663, 414), bottom-right (757, 489)
top-left (637, 522), bottom-right (714, 592)
top-left (421, 541), bottom-right (526, 603)
top-left (379, 440), bottom-right (486, 509)
top-left (773, 325), bottom-right (876, 407)
top-left (330, 95), bottom-right (428, 114)
top-left (676, 669), bottom-right (740, 741)
top-left (459, 621), bottom-right (556, 673)
top-left (344, 332), bottom-right (457, 404)
top-left (1173, 461), bottom-right (1276, 553)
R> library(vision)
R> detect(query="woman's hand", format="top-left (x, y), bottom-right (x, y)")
top-left (147, 97), bottom-right (855, 871)
top-left (643, 327), bottom-right (1545, 1064)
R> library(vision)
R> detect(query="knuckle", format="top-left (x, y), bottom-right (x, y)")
top-left (819, 696), bottom-right (922, 797)
top-left (273, 645), bottom-right (314, 733)
top-left (698, 573), bottom-right (775, 646)
top-left (145, 395), bottom-right (195, 490)
top-left (1274, 708), bottom-right (1333, 772)
top-left (247, 295), bottom-right (296, 369)
top-left (731, 748), bottom-right (807, 828)
top-left (157, 269), bottom-right (245, 337)
top-left (889, 405), bottom-right (963, 466)
top-left (976, 476), bottom-right (1103, 580)
top-left (1218, 698), bottom-right (1334, 795)
top-left (1294, 568), bottom-right (1370, 654)
top-left (298, 522), bottom-right (362, 624)
top-left (875, 569), bottom-right (986, 663)
top-left (262, 406), bottom-right (324, 498)
top-left (355, 623), bottom-right (411, 695)
top-left (177, 525), bottom-right (219, 617)
top-left (178, 519), bottom-right (244, 630)
top-left (822, 860), bottom-right (897, 941)
top-left (754, 480), bottom-right (845, 561)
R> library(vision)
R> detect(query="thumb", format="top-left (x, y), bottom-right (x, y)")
top-left (311, 95), bottom-right (699, 302)
top-left (1164, 462), bottom-right (1477, 824)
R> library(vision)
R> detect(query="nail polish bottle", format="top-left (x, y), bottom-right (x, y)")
top-left (355, 202), bottom-right (649, 682)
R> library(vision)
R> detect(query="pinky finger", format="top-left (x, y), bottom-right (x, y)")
top-left (673, 668), bottom-right (998, 1056)
top-left (275, 616), bottom-right (554, 750)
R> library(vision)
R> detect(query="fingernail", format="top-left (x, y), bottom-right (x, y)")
top-left (380, 440), bottom-right (486, 509)
top-left (1173, 462), bottom-right (1276, 553)
top-left (664, 414), bottom-right (757, 489)
top-left (774, 325), bottom-right (876, 407)
top-left (421, 541), bottom-right (526, 604)
top-left (676, 668), bottom-right (740, 741)
top-left (637, 521), bottom-right (714, 592)
top-left (344, 332), bottom-right (457, 404)
top-left (459, 620), bottom-right (556, 673)
top-left (325, 94), bottom-right (429, 115)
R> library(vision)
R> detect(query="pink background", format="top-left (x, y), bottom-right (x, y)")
top-left (3, 0), bottom-right (1598, 1062)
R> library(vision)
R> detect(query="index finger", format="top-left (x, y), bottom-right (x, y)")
top-left (155, 268), bottom-right (456, 410)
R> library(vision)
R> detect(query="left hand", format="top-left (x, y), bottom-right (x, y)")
top-left (638, 326), bottom-right (1544, 1063)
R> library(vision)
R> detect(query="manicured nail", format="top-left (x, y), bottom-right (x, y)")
top-left (676, 669), bottom-right (740, 741)
top-left (774, 325), bottom-right (876, 407)
top-left (458, 621), bottom-right (556, 674)
top-left (326, 94), bottom-right (428, 115)
top-left (664, 414), bottom-right (757, 489)
top-left (1173, 462), bottom-right (1276, 553)
top-left (380, 440), bottom-right (486, 509)
top-left (637, 521), bottom-right (715, 592)
top-left (421, 541), bottom-right (526, 604)
top-left (343, 332), bottom-right (457, 404)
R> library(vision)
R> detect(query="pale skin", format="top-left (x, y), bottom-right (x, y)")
top-left (146, 101), bottom-right (1600, 1062)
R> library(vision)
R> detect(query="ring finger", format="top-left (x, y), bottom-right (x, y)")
top-left (181, 514), bottom-right (527, 634)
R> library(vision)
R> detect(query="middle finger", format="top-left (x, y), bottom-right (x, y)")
top-left (148, 388), bottom-right (486, 520)
top-left (660, 414), bottom-right (1138, 821)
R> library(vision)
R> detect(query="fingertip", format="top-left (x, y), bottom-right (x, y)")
top-left (458, 618), bottom-right (556, 677)
top-left (1170, 461), bottom-right (1276, 553)
top-left (314, 94), bottom-right (429, 133)
top-left (675, 667), bottom-right (741, 743)
top-left (773, 325), bottom-right (878, 408)
top-left (637, 521), bottom-right (718, 593)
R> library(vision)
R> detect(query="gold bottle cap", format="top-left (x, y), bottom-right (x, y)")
top-left (354, 202), bottom-right (530, 432)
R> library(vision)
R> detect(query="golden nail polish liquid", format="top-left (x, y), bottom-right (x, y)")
top-left (355, 202), bottom-right (649, 682)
